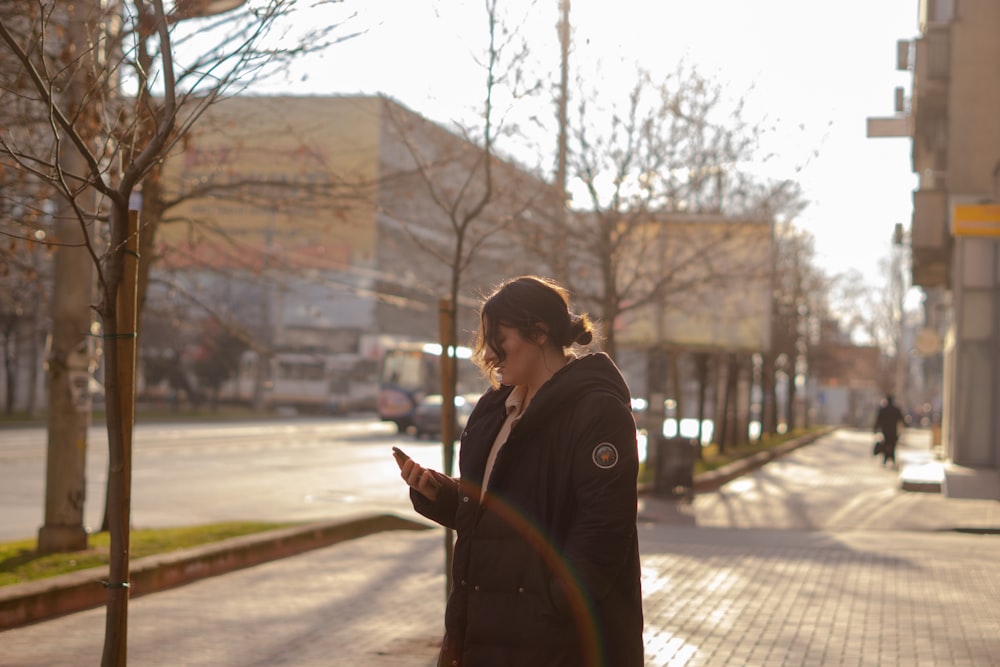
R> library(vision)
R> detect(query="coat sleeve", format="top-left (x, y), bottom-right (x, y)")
top-left (549, 392), bottom-right (639, 611)
top-left (409, 472), bottom-right (460, 529)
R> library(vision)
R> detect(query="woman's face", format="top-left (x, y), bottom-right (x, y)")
top-left (482, 323), bottom-right (544, 387)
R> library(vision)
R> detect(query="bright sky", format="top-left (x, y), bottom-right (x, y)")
top-left (257, 0), bottom-right (920, 289)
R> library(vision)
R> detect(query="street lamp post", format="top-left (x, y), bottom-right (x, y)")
top-left (893, 222), bottom-right (907, 405)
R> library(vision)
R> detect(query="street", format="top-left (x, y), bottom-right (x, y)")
top-left (0, 417), bottom-right (447, 542)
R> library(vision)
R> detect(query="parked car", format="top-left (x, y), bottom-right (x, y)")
top-left (410, 393), bottom-right (479, 439)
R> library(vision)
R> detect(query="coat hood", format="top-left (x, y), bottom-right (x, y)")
top-left (477, 352), bottom-right (631, 421)
top-left (541, 351), bottom-right (631, 408)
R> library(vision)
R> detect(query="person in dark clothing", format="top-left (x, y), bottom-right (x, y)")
top-left (873, 394), bottom-right (906, 467)
top-left (397, 276), bottom-right (644, 667)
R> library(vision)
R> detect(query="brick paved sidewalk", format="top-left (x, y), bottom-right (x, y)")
top-left (639, 524), bottom-right (1000, 667)
top-left (3, 525), bottom-right (997, 667)
top-left (1, 530), bottom-right (447, 667)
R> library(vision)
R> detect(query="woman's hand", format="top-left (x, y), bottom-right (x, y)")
top-left (400, 458), bottom-right (441, 501)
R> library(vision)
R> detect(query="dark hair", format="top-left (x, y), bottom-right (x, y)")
top-left (473, 276), bottom-right (594, 376)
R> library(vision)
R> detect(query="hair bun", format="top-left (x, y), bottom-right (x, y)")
top-left (568, 314), bottom-right (594, 347)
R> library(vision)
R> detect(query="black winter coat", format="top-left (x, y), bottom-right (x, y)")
top-left (411, 353), bottom-right (644, 667)
top-left (874, 401), bottom-right (905, 441)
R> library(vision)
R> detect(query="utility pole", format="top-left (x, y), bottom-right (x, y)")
top-left (37, 0), bottom-right (100, 555)
top-left (438, 298), bottom-right (457, 595)
top-left (553, 0), bottom-right (570, 283)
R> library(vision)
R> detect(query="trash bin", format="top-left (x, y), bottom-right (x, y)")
top-left (652, 435), bottom-right (699, 500)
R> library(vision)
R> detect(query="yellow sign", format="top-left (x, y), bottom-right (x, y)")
top-left (952, 203), bottom-right (1000, 237)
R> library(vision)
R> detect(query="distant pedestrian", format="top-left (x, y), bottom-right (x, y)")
top-left (873, 394), bottom-right (906, 467)
top-left (395, 275), bottom-right (644, 667)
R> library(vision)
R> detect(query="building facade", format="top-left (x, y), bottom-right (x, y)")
top-left (870, 0), bottom-right (1000, 498)
top-left (154, 95), bottom-right (557, 409)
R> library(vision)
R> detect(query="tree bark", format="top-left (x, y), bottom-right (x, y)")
top-left (37, 0), bottom-right (100, 554)
top-left (100, 208), bottom-right (139, 667)
top-left (761, 352), bottom-right (777, 437)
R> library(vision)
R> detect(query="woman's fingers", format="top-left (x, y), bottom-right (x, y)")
top-left (400, 459), bottom-right (440, 500)
top-left (418, 472), bottom-right (440, 500)
top-left (400, 458), bottom-right (420, 486)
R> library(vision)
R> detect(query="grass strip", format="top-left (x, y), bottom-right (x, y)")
top-left (0, 521), bottom-right (296, 588)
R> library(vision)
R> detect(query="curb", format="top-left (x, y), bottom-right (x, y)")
top-left (899, 460), bottom-right (945, 494)
top-left (0, 513), bottom-right (430, 632)
top-left (901, 478), bottom-right (943, 493)
top-left (693, 427), bottom-right (837, 492)
top-left (638, 427), bottom-right (837, 497)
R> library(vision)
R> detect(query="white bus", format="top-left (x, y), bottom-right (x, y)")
top-left (225, 350), bottom-right (378, 414)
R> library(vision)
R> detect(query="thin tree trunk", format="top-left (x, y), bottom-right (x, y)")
top-left (721, 353), bottom-right (740, 451)
top-left (694, 353), bottom-right (709, 445)
top-left (645, 346), bottom-right (668, 483)
top-left (670, 352), bottom-right (686, 450)
top-left (735, 355), bottom-right (746, 445)
top-left (761, 352), bottom-right (777, 437)
top-left (2, 328), bottom-right (14, 414)
top-left (100, 208), bottom-right (140, 667)
top-left (786, 363), bottom-right (797, 432)
top-left (26, 294), bottom-right (41, 417)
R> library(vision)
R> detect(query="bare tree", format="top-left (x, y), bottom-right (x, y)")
top-left (827, 256), bottom-right (911, 397)
top-left (373, 0), bottom-right (557, 593)
top-left (549, 63), bottom-right (784, 360)
top-left (828, 267), bottom-right (897, 348)
top-left (0, 150), bottom-right (50, 416)
top-left (0, 6), bottom-right (50, 417)
top-left (764, 221), bottom-right (831, 435)
top-left (381, 0), bottom-right (554, 458)
top-left (0, 1), bottom-right (349, 663)
top-left (2, 0), bottom-right (113, 560)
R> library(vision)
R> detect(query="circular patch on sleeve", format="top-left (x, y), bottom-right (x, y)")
top-left (592, 442), bottom-right (619, 469)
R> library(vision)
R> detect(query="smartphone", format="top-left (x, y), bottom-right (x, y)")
top-left (392, 446), bottom-right (442, 490)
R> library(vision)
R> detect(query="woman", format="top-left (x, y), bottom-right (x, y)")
top-left (398, 276), bottom-right (644, 667)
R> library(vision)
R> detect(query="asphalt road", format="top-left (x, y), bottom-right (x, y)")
top-left (4, 420), bottom-right (996, 544)
top-left (0, 416), bottom-right (446, 542)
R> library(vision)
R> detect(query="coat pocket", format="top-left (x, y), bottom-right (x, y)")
top-left (464, 537), bottom-right (571, 647)
top-left (465, 586), bottom-right (570, 646)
